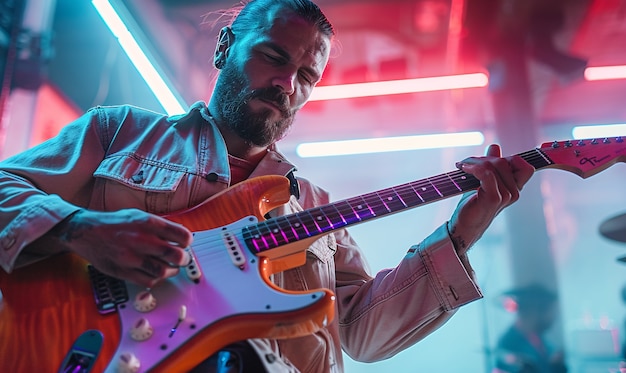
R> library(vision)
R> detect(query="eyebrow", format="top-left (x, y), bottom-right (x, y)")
top-left (261, 41), bottom-right (322, 82)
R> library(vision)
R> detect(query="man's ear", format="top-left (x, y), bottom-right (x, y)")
top-left (214, 27), bottom-right (233, 69)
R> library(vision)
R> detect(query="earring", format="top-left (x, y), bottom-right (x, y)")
top-left (215, 55), bottom-right (226, 69)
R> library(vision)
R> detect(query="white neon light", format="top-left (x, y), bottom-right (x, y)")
top-left (584, 65), bottom-right (626, 81)
top-left (91, 0), bottom-right (186, 115)
top-left (309, 73), bottom-right (488, 101)
top-left (295, 132), bottom-right (485, 158)
top-left (572, 124), bottom-right (626, 139)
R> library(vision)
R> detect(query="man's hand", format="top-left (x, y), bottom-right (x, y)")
top-left (54, 208), bottom-right (193, 288)
top-left (448, 144), bottom-right (534, 255)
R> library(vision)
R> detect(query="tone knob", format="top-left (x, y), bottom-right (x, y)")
top-left (133, 290), bottom-right (156, 312)
top-left (130, 318), bottom-right (153, 341)
top-left (116, 352), bottom-right (140, 373)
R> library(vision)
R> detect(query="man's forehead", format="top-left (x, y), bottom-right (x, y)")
top-left (245, 7), bottom-right (331, 57)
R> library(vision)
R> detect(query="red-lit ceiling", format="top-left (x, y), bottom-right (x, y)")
top-left (45, 0), bottom-right (626, 142)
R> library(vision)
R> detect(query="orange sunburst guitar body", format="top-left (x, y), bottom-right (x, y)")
top-left (0, 137), bottom-right (625, 372)
top-left (0, 176), bottom-right (335, 372)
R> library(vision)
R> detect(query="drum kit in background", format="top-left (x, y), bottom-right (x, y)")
top-left (600, 212), bottom-right (626, 263)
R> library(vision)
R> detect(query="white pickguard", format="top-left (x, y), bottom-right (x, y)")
top-left (105, 216), bottom-right (327, 372)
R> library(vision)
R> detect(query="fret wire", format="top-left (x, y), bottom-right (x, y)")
top-left (325, 203), bottom-right (349, 227)
top-left (289, 213), bottom-right (311, 239)
top-left (366, 191), bottom-right (390, 215)
top-left (300, 209), bottom-right (323, 236)
top-left (346, 195), bottom-right (375, 220)
top-left (334, 200), bottom-right (360, 225)
top-left (265, 218), bottom-right (289, 246)
top-left (313, 206), bottom-right (333, 231)
top-left (242, 225), bottom-right (264, 253)
top-left (275, 215), bottom-right (300, 242)
top-left (395, 184), bottom-right (423, 206)
top-left (378, 187), bottom-right (407, 212)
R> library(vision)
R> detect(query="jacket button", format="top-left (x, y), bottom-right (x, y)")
top-left (205, 172), bottom-right (218, 182)
top-left (131, 171), bottom-right (144, 184)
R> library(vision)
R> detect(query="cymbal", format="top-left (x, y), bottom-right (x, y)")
top-left (599, 213), bottom-right (626, 243)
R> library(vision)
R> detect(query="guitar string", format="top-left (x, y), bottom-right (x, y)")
top-left (186, 149), bottom-right (549, 259)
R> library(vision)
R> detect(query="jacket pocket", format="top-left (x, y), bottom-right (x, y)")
top-left (93, 154), bottom-right (187, 213)
top-left (95, 154), bottom-right (186, 191)
top-left (306, 234), bottom-right (336, 264)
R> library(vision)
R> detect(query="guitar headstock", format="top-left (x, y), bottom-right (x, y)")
top-left (538, 137), bottom-right (626, 178)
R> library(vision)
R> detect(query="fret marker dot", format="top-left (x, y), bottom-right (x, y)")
top-left (273, 229), bottom-right (279, 233)
top-left (387, 197), bottom-right (393, 201)
top-left (316, 216), bottom-right (323, 221)
top-left (295, 223), bottom-right (301, 227)
top-left (422, 187), bottom-right (427, 191)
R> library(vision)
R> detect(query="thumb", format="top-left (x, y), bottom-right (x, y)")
top-left (485, 143), bottom-right (502, 157)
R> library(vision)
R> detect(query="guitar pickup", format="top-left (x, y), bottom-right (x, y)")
top-left (183, 247), bottom-right (202, 282)
top-left (221, 231), bottom-right (247, 268)
top-left (87, 265), bottom-right (129, 314)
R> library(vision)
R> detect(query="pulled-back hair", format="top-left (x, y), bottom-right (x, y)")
top-left (230, 0), bottom-right (335, 38)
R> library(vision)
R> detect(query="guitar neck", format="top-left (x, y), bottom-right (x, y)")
top-left (243, 148), bottom-right (553, 254)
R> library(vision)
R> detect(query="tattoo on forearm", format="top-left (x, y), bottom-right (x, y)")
top-left (448, 224), bottom-right (468, 251)
top-left (49, 210), bottom-right (87, 243)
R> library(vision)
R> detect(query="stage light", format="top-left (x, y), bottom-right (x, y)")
top-left (295, 132), bottom-right (485, 158)
top-left (572, 124), bottom-right (626, 139)
top-left (308, 73), bottom-right (488, 101)
top-left (91, 0), bottom-right (186, 115)
top-left (584, 65), bottom-right (626, 81)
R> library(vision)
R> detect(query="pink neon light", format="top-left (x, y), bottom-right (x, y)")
top-left (308, 73), bottom-right (489, 101)
top-left (584, 65), bottom-right (626, 81)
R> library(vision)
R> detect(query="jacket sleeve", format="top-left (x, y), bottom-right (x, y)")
top-left (335, 221), bottom-right (483, 363)
top-left (0, 108), bottom-right (109, 272)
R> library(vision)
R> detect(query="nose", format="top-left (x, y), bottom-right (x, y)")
top-left (272, 71), bottom-right (296, 95)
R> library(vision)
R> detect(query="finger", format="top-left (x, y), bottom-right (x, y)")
top-left (128, 269), bottom-right (163, 288)
top-left (490, 157), bottom-right (521, 202)
top-left (94, 257), bottom-right (163, 288)
top-left (485, 143), bottom-right (502, 157)
top-left (509, 155), bottom-right (535, 190)
top-left (455, 144), bottom-right (501, 170)
top-left (138, 255), bottom-right (181, 282)
top-left (151, 216), bottom-right (194, 248)
top-left (157, 244), bottom-right (192, 267)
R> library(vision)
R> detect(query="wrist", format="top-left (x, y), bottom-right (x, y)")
top-left (446, 220), bottom-right (470, 255)
top-left (49, 209), bottom-right (85, 247)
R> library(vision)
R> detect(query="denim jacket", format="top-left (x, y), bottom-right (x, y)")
top-left (0, 101), bottom-right (482, 372)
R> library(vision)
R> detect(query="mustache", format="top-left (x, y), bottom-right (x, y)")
top-left (248, 88), bottom-right (290, 116)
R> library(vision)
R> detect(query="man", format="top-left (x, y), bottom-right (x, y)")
top-left (0, 0), bottom-right (534, 371)
top-left (493, 284), bottom-right (567, 373)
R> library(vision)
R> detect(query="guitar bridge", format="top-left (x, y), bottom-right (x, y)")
top-left (87, 265), bottom-right (129, 314)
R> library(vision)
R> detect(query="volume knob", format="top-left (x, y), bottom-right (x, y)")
top-left (116, 352), bottom-right (140, 373)
top-left (133, 290), bottom-right (156, 312)
top-left (130, 318), bottom-right (153, 341)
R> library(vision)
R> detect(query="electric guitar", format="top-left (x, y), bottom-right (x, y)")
top-left (0, 138), bottom-right (624, 372)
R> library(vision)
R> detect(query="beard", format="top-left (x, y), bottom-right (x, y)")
top-left (213, 63), bottom-right (295, 147)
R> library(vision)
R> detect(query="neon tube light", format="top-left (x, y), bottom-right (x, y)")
top-left (572, 124), bottom-right (626, 139)
top-left (308, 73), bottom-right (488, 101)
top-left (92, 0), bottom-right (186, 115)
top-left (584, 65), bottom-right (626, 81)
top-left (295, 132), bottom-right (485, 158)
